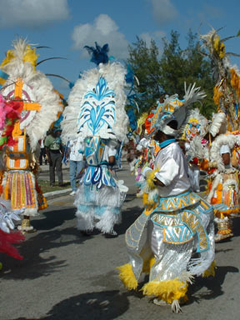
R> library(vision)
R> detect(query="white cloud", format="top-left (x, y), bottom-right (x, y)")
top-left (71, 14), bottom-right (129, 60)
top-left (150, 0), bottom-right (178, 25)
top-left (140, 30), bottom-right (166, 48)
top-left (0, 0), bottom-right (70, 28)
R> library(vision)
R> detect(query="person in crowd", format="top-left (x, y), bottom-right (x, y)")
top-left (68, 137), bottom-right (85, 196)
top-left (45, 128), bottom-right (64, 186)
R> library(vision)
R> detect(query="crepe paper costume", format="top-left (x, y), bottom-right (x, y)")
top-left (0, 199), bottom-right (24, 260)
top-left (207, 134), bottom-right (239, 241)
top-left (0, 38), bottom-right (62, 231)
top-left (118, 85), bottom-right (215, 313)
top-left (61, 43), bottom-right (129, 235)
top-left (200, 28), bottom-right (240, 131)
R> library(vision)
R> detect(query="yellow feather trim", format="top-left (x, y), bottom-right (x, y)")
top-left (146, 168), bottom-right (159, 190)
top-left (202, 260), bottom-right (216, 278)
top-left (1, 45), bottom-right (39, 68)
top-left (117, 264), bottom-right (138, 290)
top-left (142, 257), bottom-right (155, 274)
top-left (142, 279), bottom-right (188, 304)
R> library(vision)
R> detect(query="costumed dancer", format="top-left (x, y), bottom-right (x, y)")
top-left (207, 134), bottom-right (239, 241)
top-left (0, 39), bottom-right (62, 232)
top-left (0, 200), bottom-right (24, 261)
top-left (180, 108), bottom-right (209, 192)
top-left (0, 95), bottom-right (25, 261)
top-left (61, 43), bottom-right (129, 236)
top-left (118, 84), bottom-right (215, 313)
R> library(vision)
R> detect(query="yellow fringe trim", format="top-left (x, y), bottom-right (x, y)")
top-left (146, 168), bottom-right (159, 190)
top-left (142, 279), bottom-right (188, 304)
top-left (142, 192), bottom-right (153, 206)
top-left (202, 261), bottom-right (217, 278)
top-left (142, 257), bottom-right (156, 274)
top-left (117, 264), bottom-right (138, 290)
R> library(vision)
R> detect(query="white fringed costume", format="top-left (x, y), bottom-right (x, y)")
top-left (118, 85), bottom-right (215, 313)
top-left (61, 59), bottom-right (129, 235)
top-left (0, 39), bottom-right (62, 231)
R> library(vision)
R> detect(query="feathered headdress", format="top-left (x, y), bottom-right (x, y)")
top-left (0, 38), bottom-right (62, 150)
top-left (200, 28), bottom-right (240, 131)
top-left (149, 83), bottom-right (206, 137)
top-left (209, 112), bottom-right (227, 137)
top-left (61, 43), bottom-right (129, 143)
top-left (209, 134), bottom-right (236, 171)
top-left (180, 108), bottom-right (209, 141)
top-left (84, 42), bottom-right (109, 66)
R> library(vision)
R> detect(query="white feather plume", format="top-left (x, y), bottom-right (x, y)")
top-left (209, 112), bottom-right (227, 137)
top-left (183, 82), bottom-right (206, 107)
top-left (0, 39), bottom-right (62, 151)
top-left (61, 62), bottom-right (129, 144)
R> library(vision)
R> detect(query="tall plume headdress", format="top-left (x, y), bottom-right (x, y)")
top-left (200, 27), bottom-right (240, 131)
top-left (61, 43), bottom-right (129, 144)
top-left (0, 38), bottom-right (62, 150)
top-left (149, 83), bottom-right (206, 137)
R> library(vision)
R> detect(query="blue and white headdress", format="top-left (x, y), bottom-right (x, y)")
top-left (61, 43), bottom-right (129, 143)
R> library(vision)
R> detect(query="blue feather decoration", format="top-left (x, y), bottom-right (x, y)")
top-left (127, 108), bottom-right (137, 131)
top-left (84, 42), bottom-right (109, 65)
top-left (125, 64), bottom-right (134, 85)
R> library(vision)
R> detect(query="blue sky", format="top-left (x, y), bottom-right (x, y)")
top-left (0, 0), bottom-right (239, 98)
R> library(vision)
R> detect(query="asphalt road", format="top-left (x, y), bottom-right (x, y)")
top-left (0, 165), bottom-right (240, 320)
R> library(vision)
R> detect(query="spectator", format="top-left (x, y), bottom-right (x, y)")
top-left (45, 128), bottom-right (64, 186)
top-left (68, 137), bottom-right (85, 196)
top-left (39, 139), bottom-right (47, 165)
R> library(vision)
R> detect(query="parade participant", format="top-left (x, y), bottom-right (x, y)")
top-left (61, 43), bottom-right (129, 236)
top-left (0, 200), bottom-right (24, 260)
top-left (207, 134), bottom-right (239, 242)
top-left (0, 38), bottom-right (62, 232)
top-left (118, 84), bottom-right (215, 313)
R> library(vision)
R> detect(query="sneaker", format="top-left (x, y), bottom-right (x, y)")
top-left (70, 191), bottom-right (76, 196)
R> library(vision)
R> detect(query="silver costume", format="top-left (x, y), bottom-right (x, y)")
top-left (121, 142), bottom-right (215, 310)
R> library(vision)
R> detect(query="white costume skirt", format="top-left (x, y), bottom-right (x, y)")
top-left (74, 184), bottom-right (123, 233)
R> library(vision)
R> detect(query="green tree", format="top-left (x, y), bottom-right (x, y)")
top-left (127, 37), bottom-right (163, 113)
top-left (127, 30), bottom-right (216, 119)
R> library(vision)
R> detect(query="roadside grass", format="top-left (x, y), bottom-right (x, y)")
top-left (38, 180), bottom-right (71, 193)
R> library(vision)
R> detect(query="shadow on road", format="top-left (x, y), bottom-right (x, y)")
top-left (187, 265), bottom-right (239, 304)
top-left (0, 224), bottom-right (87, 280)
top-left (32, 207), bottom-right (76, 231)
top-left (13, 290), bottom-right (130, 320)
top-left (116, 205), bottom-right (142, 236)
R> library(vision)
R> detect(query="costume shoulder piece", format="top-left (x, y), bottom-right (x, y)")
top-left (61, 44), bottom-right (129, 143)
top-left (0, 38), bottom-right (62, 150)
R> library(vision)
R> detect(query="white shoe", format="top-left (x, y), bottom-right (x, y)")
top-left (70, 191), bottom-right (76, 196)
